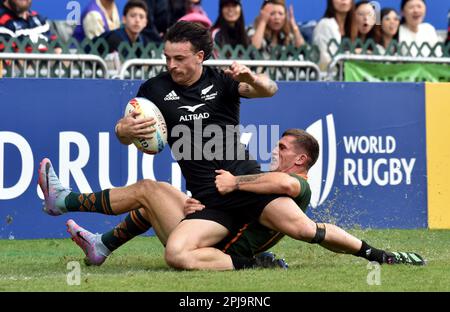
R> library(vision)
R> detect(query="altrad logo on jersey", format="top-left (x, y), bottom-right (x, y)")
top-left (178, 103), bottom-right (210, 122)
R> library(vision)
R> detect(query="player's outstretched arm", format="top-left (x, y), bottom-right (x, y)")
top-left (114, 110), bottom-right (156, 145)
top-left (215, 170), bottom-right (300, 198)
top-left (224, 62), bottom-right (278, 98)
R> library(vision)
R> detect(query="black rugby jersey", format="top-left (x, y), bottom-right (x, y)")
top-left (137, 66), bottom-right (261, 198)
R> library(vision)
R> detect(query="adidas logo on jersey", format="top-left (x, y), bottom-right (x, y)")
top-left (164, 90), bottom-right (180, 101)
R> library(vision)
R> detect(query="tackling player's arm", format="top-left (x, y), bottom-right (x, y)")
top-left (215, 170), bottom-right (301, 198)
top-left (114, 110), bottom-right (156, 146)
top-left (224, 61), bottom-right (278, 98)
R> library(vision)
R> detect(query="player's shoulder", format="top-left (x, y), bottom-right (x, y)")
top-left (289, 173), bottom-right (310, 189)
top-left (204, 66), bottom-right (229, 81)
top-left (140, 71), bottom-right (171, 89)
top-left (204, 66), bottom-right (239, 94)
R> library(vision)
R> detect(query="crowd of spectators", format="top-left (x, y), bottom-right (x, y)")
top-left (0, 0), bottom-right (448, 72)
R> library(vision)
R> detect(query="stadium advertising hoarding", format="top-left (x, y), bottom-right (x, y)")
top-left (0, 80), bottom-right (428, 239)
top-left (426, 83), bottom-right (450, 229)
top-left (344, 61), bottom-right (450, 82)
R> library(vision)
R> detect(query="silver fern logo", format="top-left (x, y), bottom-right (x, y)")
top-left (306, 114), bottom-right (337, 208)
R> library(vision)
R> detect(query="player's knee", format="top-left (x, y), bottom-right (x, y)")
top-left (290, 221), bottom-right (317, 241)
top-left (135, 179), bottom-right (159, 195)
top-left (164, 244), bottom-right (192, 270)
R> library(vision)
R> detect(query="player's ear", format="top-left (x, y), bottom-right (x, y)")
top-left (296, 154), bottom-right (308, 166)
top-left (196, 50), bottom-right (205, 64)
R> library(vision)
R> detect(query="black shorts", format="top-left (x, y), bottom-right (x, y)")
top-left (184, 191), bottom-right (281, 233)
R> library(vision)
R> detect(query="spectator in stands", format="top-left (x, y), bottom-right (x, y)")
top-left (212, 0), bottom-right (249, 49)
top-left (94, 0), bottom-right (160, 57)
top-left (167, 0), bottom-right (188, 27)
top-left (0, 0), bottom-right (61, 53)
top-left (377, 8), bottom-right (400, 54)
top-left (313, 0), bottom-right (355, 70)
top-left (145, 0), bottom-right (169, 35)
top-left (73, 0), bottom-right (121, 42)
top-left (398, 0), bottom-right (442, 57)
top-left (447, 10), bottom-right (449, 45)
top-left (178, 0), bottom-right (212, 28)
top-left (350, 0), bottom-right (379, 54)
top-left (248, 0), bottom-right (305, 59)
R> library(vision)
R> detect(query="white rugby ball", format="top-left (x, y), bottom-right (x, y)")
top-left (124, 97), bottom-right (168, 154)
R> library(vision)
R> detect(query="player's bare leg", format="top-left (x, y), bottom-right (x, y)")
top-left (165, 219), bottom-right (233, 270)
top-left (66, 181), bottom-right (188, 265)
top-left (259, 197), bottom-right (425, 265)
top-left (39, 157), bottom-right (189, 264)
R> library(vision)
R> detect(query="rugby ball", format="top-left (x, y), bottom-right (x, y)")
top-left (124, 97), bottom-right (168, 154)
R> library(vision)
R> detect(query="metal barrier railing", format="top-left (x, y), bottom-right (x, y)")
top-left (328, 54), bottom-right (450, 81)
top-left (0, 53), bottom-right (109, 79)
top-left (118, 59), bottom-right (321, 81)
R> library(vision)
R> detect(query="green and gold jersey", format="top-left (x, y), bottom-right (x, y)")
top-left (223, 174), bottom-right (312, 258)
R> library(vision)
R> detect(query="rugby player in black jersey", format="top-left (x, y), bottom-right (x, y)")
top-left (39, 21), bottom-right (425, 269)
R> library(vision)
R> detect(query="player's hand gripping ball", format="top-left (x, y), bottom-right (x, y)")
top-left (124, 97), bottom-right (168, 154)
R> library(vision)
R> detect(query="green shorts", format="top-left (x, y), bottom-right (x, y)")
top-left (215, 222), bottom-right (285, 258)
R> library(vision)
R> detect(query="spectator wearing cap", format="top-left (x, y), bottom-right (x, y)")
top-left (248, 0), bottom-right (305, 59)
top-left (73, 0), bottom-right (121, 42)
top-left (0, 0), bottom-right (61, 53)
top-left (212, 0), bottom-right (249, 50)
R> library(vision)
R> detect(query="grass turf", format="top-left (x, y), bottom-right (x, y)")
top-left (0, 229), bottom-right (449, 292)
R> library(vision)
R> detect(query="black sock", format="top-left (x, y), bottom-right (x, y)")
top-left (65, 190), bottom-right (114, 215)
top-left (230, 255), bottom-right (256, 270)
top-left (101, 209), bottom-right (152, 252)
top-left (354, 240), bottom-right (385, 263)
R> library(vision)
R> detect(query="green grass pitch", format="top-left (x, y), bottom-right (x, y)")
top-left (1, 229), bottom-right (449, 292)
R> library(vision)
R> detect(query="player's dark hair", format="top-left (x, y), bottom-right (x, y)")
top-left (123, 0), bottom-right (148, 17)
top-left (282, 129), bottom-right (319, 170)
top-left (164, 21), bottom-right (213, 60)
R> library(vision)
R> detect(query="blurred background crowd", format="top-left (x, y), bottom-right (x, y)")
top-left (0, 0), bottom-right (449, 76)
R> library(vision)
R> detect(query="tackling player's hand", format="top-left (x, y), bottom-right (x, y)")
top-left (215, 169), bottom-right (238, 195)
top-left (224, 61), bottom-right (257, 84)
top-left (116, 110), bottom-right (156, 140)
top-left (184, 197), bottom-right (205, 215)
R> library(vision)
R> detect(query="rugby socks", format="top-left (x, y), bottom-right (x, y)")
top-left (101, 209), bottom-right (152, 252)
top-left (64, 190), bottom-right (115, 215)
top-left (230, 255), bottom-right (256, 270)
top-left (354, 240), bottom-right (386, 264)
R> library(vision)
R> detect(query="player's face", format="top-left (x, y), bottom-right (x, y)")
top-left (269, 145), bottom-right (279, 171)
top-left (123, 7), bottom-right (147, 35)
top-left (273, 135), bottom-right (307, 173)
top-left (164, 41), bottom-right (204, 87)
